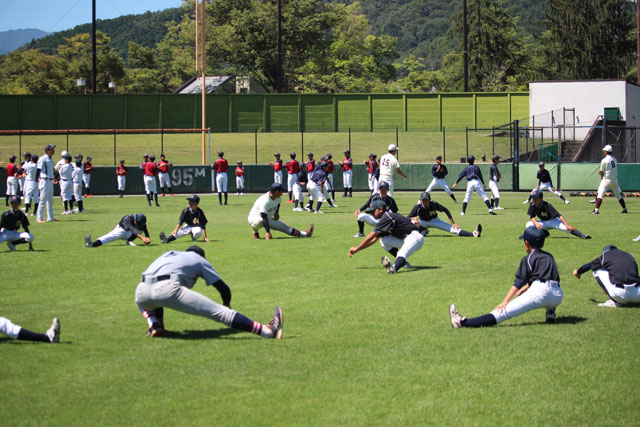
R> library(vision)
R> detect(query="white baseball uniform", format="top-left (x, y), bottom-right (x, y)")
top-left (23, 161), bottom-right (39, 205)
top-left (58, 163), bottom-right (73, 202)
top-left (36, 154), bottom-right (55, 222)
top-left (597, 154), bottom-right (622, 199)
top-left (72, 165), bottom-right (83, 202)
top-left (378, 153), bottom-right (400, 196)
top-left (247, 192), bottom-right (290, 233)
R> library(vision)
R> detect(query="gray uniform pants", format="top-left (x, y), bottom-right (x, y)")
top-left (135, 279), bottom-right (236, 326)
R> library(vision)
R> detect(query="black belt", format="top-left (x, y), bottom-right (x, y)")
top-left (141, 274), bottom-right (171, 283)
top-left (615, 283), bottom-right (640, 289)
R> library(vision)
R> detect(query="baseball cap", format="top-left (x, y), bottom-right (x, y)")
top-left (143, 153), bottom-right (149, 157)
top-left (274, 152), bottom-right (281, 157)
top-left (44, 144), bottom-right (56, 151)
top-left (365, 200), bottom-right (387, 213)
top-left (290, 152), bottom-right (296, 157)
top-left (435, 155), bottom-right (442, 161)
top-left (149, 155), bottom-right (155, 160)
top-left (120, 158), bottom-right (125, 162)
top-left (237, 160), bottom-right (243, 164)
top-left (492, 155), bottom-right (501, 161)
top-left (467, 155), bottom-right (475, 163)
top-left (420, 191), bottom-right (431, 201)
top-left (23, 152), bottom-right (31, 157)
top-left (9, 155), bottom-right (16, 162)
top-left (307, 152), bottom-right (313, 156)
top-left (369, 153), bottom-right (377, 158)
top-left (519, 226), bottom-right (546, 248)
top-left (9, 195), bottom-right (20, 204)
top-left (319, 161), bottom-right (328, 168)
top-left (186, 245), bottom-right (205, 258)
top-left (86, 156), bottom-right (92, 160)
top-left (74, 153), bottom-right (83, 159)
top-left (539, 161), bottom-right (545, 166)
top-left (134, 214), bottom-right (146, 224)
top-left (326, 153), bottom-right (332, 159)
top-left (218, 151), bottom-right (224, 156)
top-left (187, 194), bottom-right (200, 203)
top-left (603, 145), bottom-right (613, 153)
top-left (378, 181), bottom-right (390, 189)
top-left (65, 155), bottom-right (72, 161)
top-left (61, 151), bottom-right (69, 157)
top-left (344, 149), bottom-right (350, 154)
top-left (270, 183), bottom-right (285, 192)
top-left (388, 144), bottom-right (398, 152)
top-left (32, 154), bottom-right (39, 161)
top-left (531, 189), bottom-right (543, 199)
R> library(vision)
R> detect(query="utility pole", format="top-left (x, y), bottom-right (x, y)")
top-left (195, 0), bottom-right (207, 165)
top-left (463, 0), bottom-right (468, 92)
top-left (92, 0), bottom-right (97, 94)
top-left (276, 0), bottom-right (283, 93)
top-left (637, 0), bottom-right (639, 84)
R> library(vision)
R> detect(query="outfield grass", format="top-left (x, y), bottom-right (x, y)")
top-left (1, 191), bottom-right (639, 425)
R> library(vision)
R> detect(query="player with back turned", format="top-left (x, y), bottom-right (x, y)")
top-left (284, 152), bottom-right (300, 203)
top-left (116, 158), bottom-right (128, 198)
top-left (143, 155), bottom-right (160, 207)
top-left (213, 151), bottom-right (229, 206)
top-left (5, 155), bottom-right (18, 205)
top-left (157, 154), bottom-right (174, 197)
top-left (339, 149), bottom-right (353, 198)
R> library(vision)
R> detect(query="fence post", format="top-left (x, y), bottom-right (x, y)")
top-left (513, 120), bottom-right (520, 191)
top-left (18, 130), bottom-right (21, 156)
top-left (161, 128), bottom-right (164, 155)
top-left (66, 129), bottom-right (69, 153)
top-left (492, 126), bottom-right (495, 156)
top-left (442, 127), bottom-right (446, 163)
top-left (301, 129), bottom-right (304, 156)
top-left (465, 126), bottom-right (469, 159)
top-left (254, 128), bottom-right (258, 165)
top-left (208, 128), bottom-right (211, 165)
top-left (396, 127), bottom-right (399, 161)
top-left (602, 116), bottom-right (608, 147)
top-left (348, 127), bottom-right (351, 153)
top-left (113, 129), bottom-right (117, 166)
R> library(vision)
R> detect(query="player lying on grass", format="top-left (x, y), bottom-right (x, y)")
top-left (409, 192), bottom-right (481, 238)
top-left (449, 226), bottom-right (562, 328)
top-left (160, 195), bottom-right (210, 244)
top-left (526, 190), bottom-right (590, 239)
top-left (348, 200), bottom-right (424, 274)
top-left (248, 183), bottom-right (314, 240)
top-left (573, 245), bottom-right (640, 308)
top-left (353, 181), bottom-right (398, 237)
top-left (0, 195), bottom-right (34, 251)
top-left (135, 246), bottom-right (283, 339)
top-left (450, 155), bottom-right (496, 216)
top-left (523, 162), bottom-right (569, 204)
top-left (85, 213), bottom-right (150, 247)
top-left (0, 317), bottom-right (59, 343)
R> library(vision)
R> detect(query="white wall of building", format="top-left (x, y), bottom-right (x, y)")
top-left (626, 83), bottom-right (640, 129)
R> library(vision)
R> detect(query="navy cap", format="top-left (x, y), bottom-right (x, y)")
top-left (531, 189), bottom-right (543, 199)
top-left (307, 152), bottom-right (313, 156)
top-left (218, 151), bottom-right (224, 156)
top-left (365, 200), bottom-right (387, 213)
top-left (436, 155), bottom-right (442, 160)
top-left (270, 183), bottom-right (285, 192)
top-left (467, 155), bottom-right (475, 163)
top-left (539, 162), bottom-right (545, 166)
top-left (64, 155), bottom-right (72, 161)
top-left (9, 195), bottom-right (20, 204)
top-left (32, 154), bottom-right (39, 161)
top-left (344, 149), bottom-right (350, 154)
top-left (44, 144), bottom-right (56, 151)
top-left (9, 155), bottom-right (16, 162)
top-left (120, 158), bottom-right (125, 162)
top-left (290, 152), bottom-right (296, 157)
top-left (187, 194), bottom-right (200, 203)
top-left (23, 152), bottom-right (31, 157)
top-left (519, 226), bottom-right (546, 248)
top-left (274, 152), bottom-right (281, 157)
top-left (326, 153), bottom-right (332, 159)
top-left (420, 191), bottom-right (431, 201)
top-left (186, 245), bottom-right (205, 258)
top-left (492, 155), bottom-right (500, 161)
top-left (134, 214), bottom-right (146, 224)
top-left (86, 156), bottom-right (92, 160)
top-left (602, 244), bottom-right (617, 253)
top-left (149, 155), bottom-right (155, 160)
top-left (378, 181), bottom-right (390, 189)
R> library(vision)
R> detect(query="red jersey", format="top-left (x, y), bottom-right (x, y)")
top-left (158, 160), bottom-right (171, 173)
top-left (284, 160), bottom-right (300, 174)
top-left (83, 162), bottom-right (94, 174)
top-left (272, 159), bottom-right (283, 172)
top-left (235, 166), bottom-right (244, 176)
top-left (213, 158), bottom-right (228, 173)
top-left (326, 160), bottom-right (335, 174)
top-left (306, 160), bottom-right (315, 173)
top-left (144, 162), bottom-right (158, 176)
top-left (341, 157), bottom-right (353, 171)
top-left (6, 163), bottom-right (17, 177)
top-left (367, 160), bottom-right (378, 174)
top-left (116, 165), bottom-right (128, 176)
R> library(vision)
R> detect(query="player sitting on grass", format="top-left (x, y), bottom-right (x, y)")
top-left (248, 183), bottom-right (314, 240)
top-left (0, 195), bottom-right (34, 251)
top-left (353, 181), bottom-right (398, 237)
top-left (135, 246), bottom-right (283, 339)
top-left (160, 195), bottom-right (210, 244)
top-left (85, 213), bottom-right (151, 247)
top-left (526, 190), bottom-right (590, 239)
top-left (409, 192), bottom-right (481, 238)
top-left (449, 226), bottom-right (562, 328)
top-left (348, 200), bottom-right (424, 274)
top-left (572, 245), bottom-right (640, 308)
top-left (1, 316), bottom-right (59, 343)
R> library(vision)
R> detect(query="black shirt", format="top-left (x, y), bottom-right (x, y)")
top-left (373, 211), bottom-right (419, 238)
top-left (513, 249), bottom-right (560, 289)
top-left (456, 165), bottom-right (485, 184)
top-left (490, 164), bottom-right (500, 182)
top-left (178, 207), bottom-right (208, 229)
top-left (577, 248), bottom-right (640, 285)
top-left (432, 164), bottom-right (448, 179)
top-left (527, 201), bottom-right (560, 220)
top-left (537, 169), bottom-right (552, 186)
top-left (408, 201), bottom-right (452, 222)
top-left (0, 208), bottom-right (30, 232)
top-left (119, 214), bottom-right (150, 237)
top-left (359, 194), bottom-right (398, 213)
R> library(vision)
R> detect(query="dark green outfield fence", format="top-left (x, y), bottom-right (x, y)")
top-left (0, 93), bottom-right (529, 132)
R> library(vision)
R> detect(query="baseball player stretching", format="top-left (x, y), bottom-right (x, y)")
top-left (451, 155), bottom-right (496, 216)
top-left (235, 161), bottom-right (245, 195)
top-left (526, 190), bottom-right (590, 239)
top-left (116, 159), bottom-right (127, 198)
top-left (82, 156), bottom-right (94, 197)
top-left (72, 156), bottom-right (84, 213)
top-left (450, 226), bottom-right (562, 328)
top-left (23, 153), bottom-right (39, 215)
top-left (5, 155), bottom-right (18, 205)
top-left (36, 144), bottom-right (57, 223)
top-left (213, 151), bottom-right (229, 205)
top-left (488, 155), bottom-right (503, 209)
top-left (270, 153), bottom-right (283, 184)
top-left (425, 156), bottom-right (457, 204)
top-left (85, 213), bottom-right (151, 247)
top-left (353, 181), bottom-right (398, 237)
top-left (306, 162), bottom-right (330, 213)
top-left (379, 144), bottom-right (407, 197)
top-left (160, 195), bottom-right (210, 244)
top-left (339, 149), bottom-right (353, 198)
top-left (591, 145), bottom-right (627, 214)
top-left (292, 166), bottom-right (307, 211)
top-left (284, 152), bottom-right (299, 203)
top-left (364, 154), bottom-right (379, 194)
top-left (134, 246), bottom-right (283, 338)
top-left (249, 183), bottom-right (314, 239)
top-left (409, 192), bottom-right (481, 238)
top-left (157, 154), bottom-right (174, 197)
top-left (1, 316), bottom-right (59, 343)
top-left (573, 245), bottom-right (640, 308)
top-left (1, 195), bottom-right (34, 251)
top-left (349, 200), bottom-right (424, 274)
top-left (523, 162), bottom-right (569, 204)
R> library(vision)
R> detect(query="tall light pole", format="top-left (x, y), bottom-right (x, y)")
top-left (463, 0), bottom-right (468, 92)
top-left (92, 0), bottom-right (97, 94)
top-left (195, 0), bottom-right (207, 165)
top-left (276, 0), bottom-right (283, 93)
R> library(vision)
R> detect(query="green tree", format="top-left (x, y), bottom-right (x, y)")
top-left (387, 54), bottom-right (442, 93)
top-left (0, 49), bottom-right (65, 94)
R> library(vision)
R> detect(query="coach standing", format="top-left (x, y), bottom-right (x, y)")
top-left (379, 144), bottom-right (407, 197)
top-left (36, 144), bottom-right (57, 223)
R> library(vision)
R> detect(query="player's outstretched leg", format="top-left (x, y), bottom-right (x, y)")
top-left (230, 306), bottom-right (283, 339)
top-left (11, 318), bottom-right (60, 343)
top-left (449, 304), bottom-right (497, 328)
top-left (619, 196), bottom-right (627, 213)
top-left (570, 229), bottom-right (591, 239)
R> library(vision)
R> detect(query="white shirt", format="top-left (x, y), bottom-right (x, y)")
top-left (55, 158), bottom-right (66, 172)
top-left (24, 161), bottom-right (38, 180)
top-left (37, 154), bottom-right (55, 178)
top-left (249, 192), bottom-right (281, 219)
top-left (72, 165), bottom-right (83, 184)
top-left (59, 163), bottom-right (73, 180)
top-left (379, 153), bottom-right (400, 178)
top-left (600, 154), bottom-right (618, 180)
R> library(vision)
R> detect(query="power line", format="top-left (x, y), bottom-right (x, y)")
top-left (47, 0), bottom-right (83, 33)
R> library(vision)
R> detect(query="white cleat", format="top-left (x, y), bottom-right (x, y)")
top-left (314, 210), bottom-right (324, 214)
top-left (127, 241), bottom-right (136, 247)
top-left (473, 224), bottom-right (482, 238)
top-left (489, 209), bottom-right (497, 215)
top-left (46, 318), bottom-right (60, 343)
top-left (565, 199), bottom-right (570, 204)
top-left (494, 206), bottom-right (504, 210)
top-left (460, 211), bottom-right (465, 216)
top-left (633, 234), bottom-right (640, 242)
top-left (449, 304), bottom-right (463, 329)
top-left (353, 232), bottom-right (364, 238)
top-left (269, 306), bottom-right (283, 339)
top-left (329, 204), bottom-right (339, 208)
top-left (380, 256), bottom-right (394, 274)
top-left (598, 299), bottom-right (622, 308)
top-left (84, 234), bottom-right (92, 247)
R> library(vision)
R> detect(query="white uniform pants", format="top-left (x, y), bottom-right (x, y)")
top-left (535, 182), bottom-right (563, 198)
top-left (97, 225), bottom-right (141, 245)
top-left (158, 172), bottom-right (171, 188)
top-left (593, 269), bottom-right (640, 304)
top-left (293, 183), bottom-right (304, 203)
top-left (418, 217), bottom-right (460, 235)
top-left (18, 178), bottom-right (25, 194)
top-left (597, 178), bottom-right (622, 199)
top-left (379, 230), bottom-right (424, 260)
top-left (0, 317), bottom-right (22, 339)
top-left (464, 179), bottom-right (489, 203)
top-left (73, 183), bottom-right (82, 202)
top-left (324, 174), bottom-right (334, 192)
top-left (525, 218), bottom-right (569, 235)
top-left (491, 280), bottom-right (563, 324)
top-left (274, 170), bottom-right (283, 184)
top-left (135, 279), bottom-right (236, 327)
top-left (379, 175), bottom-right (394, 197)
top-left (248, 214), bottom-right (291, 234)
top-left (117, 175), bottom-right (126, 191)
top-left (36, 179), bottom-right (54, 222)
top-left (144, 175), bottom-right (157, 194)
top-left (425, 178), bottom-right (453, 195)
top-left (175, 225), bottom-right (203, 241)
top-left (343, 170), bottom-right (352, 188)
top-left (59, 180), bottom-right (72, 202)
top-left (0, 229), bottom-right (34, 244)
top-left (82, 174), bottom-right (90, 188)
top-left (216, 172), bottom-right (228, 193)
top-left (489, 180), bottom-right (500, 199)
top-left (6, 177), bottom-right (17, 196)
top-left (287, 174), bottom-right (296, 192)
top-left (236, 175), bottom-right (244, 190)
top-left (368, 173), bottom-right (375, 191)
top-left (307, 181), bottom-right (324, 203)
top-left (24, 180), bottom-right (39, 204)
top-left (358, 212), bottom-right (379, 227)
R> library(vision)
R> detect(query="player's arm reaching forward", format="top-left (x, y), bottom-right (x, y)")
top-left (434, 201), bottom-right (459, 228)
top-left (348, 230), bottom-right (380, 256)
top-left (123, 215), bottom-right (151, 245)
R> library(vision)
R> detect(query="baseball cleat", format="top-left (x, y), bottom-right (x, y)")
top-left (286, 199), bottom-right (294, 203)
top-left (489, 210), bottom-right (497, 215)
top-left (545, 308), bottom-right (556, 324)
top-left (306, 224), bottom-right (314, 238)
top-left (598, 299), bottom-right (622, 308)
top-left (353, 232), bottom-right (365, 237)
top-left (171, 194), bottom-right (174, 197)
top-left (632, 234), bottom-right (640, 242)
top-left (84, 234), bottom-right (92, 247)
top-left (159, 231), bottom-right (167, 244)
top-left (449, 304), bottom-right (463, 329)
top-left (7, 241), bottom-right (16, 251)
top-left (473, 224), bottom-right (482, 238)
top-left (454, 199), bottom-right (458, 204)
top-left (268, 306), bottom-right (283, 339)
top-left (405, 262), bottom-right (413, 268)
top-left (460, 211), bottom-right (465, 216)
top-left (46, 318), bottom-right (60, 343)
top-left (314, 210), bottom-right (324, 214)
top-left (589, 199), bottom-right (596, 203)
top-left (583, 235), bottom-right (592, 240)
top-left (590, 210), bottom-right (599, 215)
top-left (253, 232), bottom-right (260, 239)
top-left (381, 256), bottom-right (392, 269)
top-left (387, 265), bottom-right (397, 274)
top-left (565, 199), bottom-right (570, 204)
top-left (621, 208), bottom-right (628, 214)
top-left (329, 203), bottom-right (338, 208)
top-left (148, 323), bottom-right (166, 337)
top-left (127, 241), bottom-right (137, 246)
top-left (522, 199), bottom-right (530, 204)
top-left (494, 206), bottom-right (504, 210)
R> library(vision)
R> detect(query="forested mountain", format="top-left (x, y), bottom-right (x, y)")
top-left (0, 29), bottom-right (49, 55)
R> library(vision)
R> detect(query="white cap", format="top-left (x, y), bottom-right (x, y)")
top-left (603, 145), bottom-right (613, 153)
top-left (61, 151), bottom-right (69, 157)
top-left (388, 144), bottom-right (398, 152)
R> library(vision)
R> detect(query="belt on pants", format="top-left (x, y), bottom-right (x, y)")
top-left (615, 283), bottom-right (639, 289)
top-left (141, 274), bottom-right (173, 284)
top-left (538, 280), bottom-right (560, 288)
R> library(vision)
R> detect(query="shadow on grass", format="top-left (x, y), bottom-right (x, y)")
top-left (502, 316), bottom-right (588, 327)
top-left (159, 328), bottom-right (249, 340)
top-left (0, 338), bottom-right (72, 345)
top-left (588, 298), bottom-right (640, 308)
top-left (354, 265), bottom-right (441, 271)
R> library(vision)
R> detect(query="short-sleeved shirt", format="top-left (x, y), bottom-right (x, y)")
top-left (537, 169), bottom-right (552, 185)
top-left (373, 211), bottom-right (419, 239)
top-left (310, 167), bottom-right (327, 184)
top-left (178, 207), bottom-right (208, 229)
top-left (273, 159), bottom-right (283, 171)
top-left (6, 163), bottom-right (17, 177)
top-left (527, 200), bottom-right (560, 221)
top-left (306, 160), bottom-right (315, 173)
top-left (379, 153), bottom-right (400, 178)
top-left (249, 192), bottom-right (280, 219)
top-left (144, 162), bottom-right (158, 176)
top-left (367, 160), bottom-right (378, 174)
top-left (37, 154), bottom-right (55, 179)
top-left (360, 193), bottom-right (398, 213)
top-left (513, 249), bottom-right (560, 289)
top-left (58, 163), bottom-right (73, 180)
top-left (0, 208), bottom-right (29, 231)
top-left (284, 160), bottom-right (300, 174)
top-left (456, 165), bottom-right (484, 184)
top-left (341, 158), bottom-right (353, 171)
top-left (490, 164), bottom-right (500, 182)
top-left (72, 166), bottom-right (83, 183)
top-left (213, 159), bottom-right (228, 173)
top-left (55, 158), bottom-right (66, 172)
top-left (235, 166), bottom-right (244, 176)
top-left (589, 248), bottom-right (639, 285)
top-left (158, 160), bottom-right (170, 173)
top-left (408, 201), bottom-right (451, 222)
top-left (83, 162), bottom-right (94, 174)
top-left (432, 164), bottom-right (448, 179)
top-left (600, 155), bottom-right (618, 180)
top-left (296, 169), bottom-right (308, 185)
top-left (24, 161), bottom-right (38, 180)
top-left (119, 214), bottom-right (149, 237)
top-left (142, 251), bottom-right (221, 289)
top-left (326, 160), bottom-right (335, 174)
top-left (116, 165), bottom-right (128, 175)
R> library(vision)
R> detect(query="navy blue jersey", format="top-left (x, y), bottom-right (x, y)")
top-left (456, 165), bottom-right (485, 184)
top-left (537, 169), bottom-right (552, 186)
top-left (0, 208), bottom-right (30, 232)
top-left (373, 211), bottom-right (419, 238)
top-left (178, 207), bottom-right (208, 229)
top-left (513, 249), bottom-right (560, 289)
top-left (580, 248), bottom-right (640, 285)
top-left (527, 201), bottom-right (560, 220)
top-left (432, 164), bottom-right (448, 179)
top-left (296, 169), bottom-right (308, 185)
top-left (490, 164), bottom-right (500, 182)
top-left (408, 201), bottom-right (451, 222)
top-left (310, 168), bottom-right (327, 184)
top-left (359, 194), bottom-right (398, 213)
top-left (119, 214), bottom-right (150, 237)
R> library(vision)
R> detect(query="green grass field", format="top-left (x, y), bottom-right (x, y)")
top-left (1, 191), bottom-right (639, 425)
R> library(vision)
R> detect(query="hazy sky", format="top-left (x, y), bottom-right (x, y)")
top-left (0, 0), bottom-right (184, 33)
